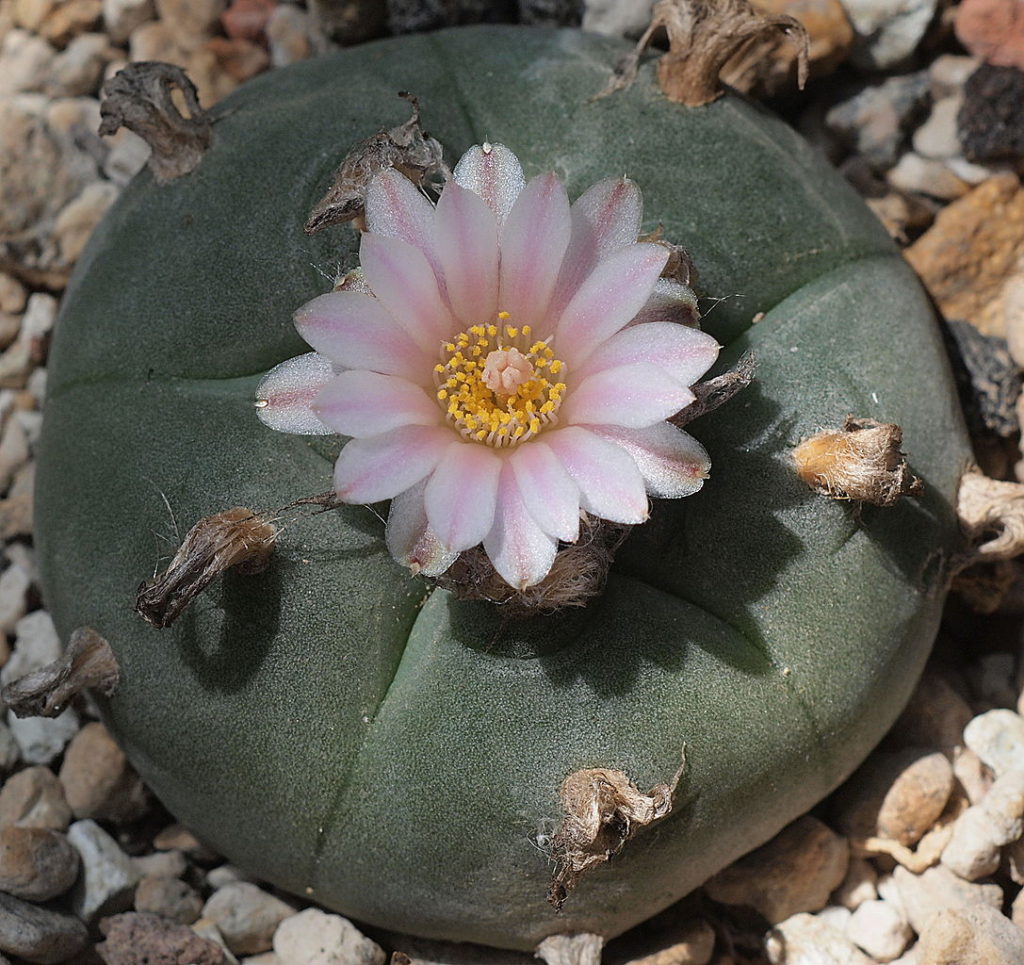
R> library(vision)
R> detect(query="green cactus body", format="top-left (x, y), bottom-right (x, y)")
top-left (37, 26), bottom-right (969, 951)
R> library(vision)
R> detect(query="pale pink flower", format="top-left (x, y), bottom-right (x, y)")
top-left (256, 144), bottom-right (719, 589)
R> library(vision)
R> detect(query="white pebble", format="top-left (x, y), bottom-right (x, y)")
top-left (965, 709), bottom-right (1024, 777)
top-left (847, 899), bottom-right (912, 962)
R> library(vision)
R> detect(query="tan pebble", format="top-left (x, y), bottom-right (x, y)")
top-left (131, 849), bottom-right (187, 879)
top-left (1004, 271), bottom-right (1024, 371)
top-left (128, 19), bottom-right (188, 66)
top-left (888, 152), bottom-right (971, 200)
top-left (0, 29), bottom-right (56, 95)
top-left (834, 748), bottom-right (954, 847)
top-left (0, 766), bottom-right (71, 830)
top-left (102, 0), bottom-right (155, 44)
top-left (905, 174), bottom-right (1024, 338)
top-left (953, 746), bottom-right (993, 805)
top-left (153, 0), bottom-right (225, 50)
top-left (0, 276), bottom-right (26, 316)
top-left (153, 823), bottom-right (219, 862)
top-left (1013, 886), bottom-right (1024, 930)
top-left (918, 903), bottom-right (1024, 964)
top-left (942, 768), bottom-right (1024, 879)
top-left (619, 918), bottom-right (715, 965)
top-left (847, 899), bottom-right (912, 962)
top-left (59, 721), bottom-right (148, 823)
top-left (964, 708), bottom-right (1024, 777)
top-left (833, 856), bottom-right (878, 910)
top-left (705, 816), bottom-right (848, 924)
top-left (135, 874), bottom-right (203, 924)
top-left (37, 0), bottom-right (101, 46)
top-left (928, 53), bottom-right (980, 99)
top-left (0, 825), bottom-right (79, 900)
top-left (765, 913), bottom-right (873, 964)
top-left (202, 881), bottom-right (294, 955)
top-left (890, 864), bottom-right (1002, 935)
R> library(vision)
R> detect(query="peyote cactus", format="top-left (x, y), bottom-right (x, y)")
top-left (37, 26), bottom-right (970, 953)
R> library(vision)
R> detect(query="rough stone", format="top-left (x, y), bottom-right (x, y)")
top-left (153, 0), bottom-right (226, 50)
top-left (0, 729), bottom-right (16, 777)
top-left (102, 0), bottom-right (154, 42)
top-left (765, 913), bottom-right (873, 964)
top-left (273, 908), bottom-right (384, 965)
top-left (918, 903), bottom-right (1024, 965)
top-left (1014, 884), bottom-right (1024, 929)
top-left (153, 823), bottom-right (219, 862)
top-left (36, 0), bottom-right (102, 46)
top-left (67, 818), bottom-right (141, 921)
top-left (0, 417), bottom-right (28, 496)
top-left (0, 826), bottom-right (78, 901)
top-left (131, 849), bottom-right (187, 880)
top-left (0, 560), bottom-right (30, 637)
top-left (847, 899), bottom-right (912, 962)
top-left (888, 152), bottom-right (971, 200)
top-left (843, 0), bottom-right (939, 70)
top-left (913, 96), bottom-right (963, 161)
top-left (0, 767), bottom-right (71, 831)
top-left (964, 707), bottom-right (1024, 776)
top-left (832, 856), bottom-right (878, 910)
top-left (0, 890), bottom-right (87, 963)
top-left (905, 175), bottom-right (1024, 337)
top-left (52, 180), bottom-right (119, 266)
top-left (202, 882), bottom-right (295, 955)
top-left (959, 65), bottom-right (1024, 171)
top-left (834, 749), bottom-right (955, 847)
top-left (192, 917), bottom-right (240, 963)
top-left (127, 19), bottom-right (187, 64)
top-left (953, 746), bottom-right (993, 805)
top-left (265, 3), bottom-right (311, 67)
top-left (97, 912), bottom-right (228, 965)
top-left (204, 36), bottom-right (269, 82)
top-left (620, 918), bottom-right (715, 965)
top-left (46, 30), bottom-right (112, 96)
top-left (0, 29), bottom-right (55, 94)
top-left (102, 127), bottom-right (150, 186)
top-left (59, 722), bottom-right (148, 823)
top-left (955, 0), bottom-right (1024, 70)
top-left (0, 462), bottom-right (34, 539)
top-left (942, 768), bottom-right (1024, 879)
top-left (929, 53), bottom-right (981, 99)
top-left (206, 864), bottom-right (255, 889)
top-left (134, 875), bottom-right (204, 924)
top-left (890, 864), bottom-right (1003, 935)
top-left (0, 277), bottom-right (25, 317)
top-left (704, 816), bottom-right (848, 924)
top-left (825, 72), bottom-right (930, 170)
top-left (7, 708), bottom-right (79, 766)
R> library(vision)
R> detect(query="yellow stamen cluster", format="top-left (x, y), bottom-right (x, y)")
top-left (434, 314), bottom-right (567, 447)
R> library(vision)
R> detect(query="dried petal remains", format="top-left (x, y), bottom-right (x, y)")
top-left (257, 144), bottom-right (720, 590)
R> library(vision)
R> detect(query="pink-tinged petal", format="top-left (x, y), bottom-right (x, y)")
top-left (255, 352), bottom-right (335, 435)
top-left (498, 172), bottom-right (571, 326)
top-left (365, 169), bottom-right (435, 253)
top-left (483, 464), bottom-right (558, 589)
top-left (574, 322), bottom-right (720, 388)
top-left (385, 479), bottom-right (459, 577)
top-left (360, 233), bottom-right (454, 351)
top-left (589, 423), bottom-right (711, 498)
top-left (544, 426), bottom-right (648, 524)
top-left (452, 143), bottom-right (525, 227)
top-left (313, 371), bottom-right (440, 438)
top-left (562, 362), bottom-right (695, 429)
top-left (294, 292), bottom-right (430, 382)
top-left (434, 181), bottom-right (499, 325)
top-left (555, 243), bottom-right (669, 365)
top-left (333, 425), bottom-right (451, 503)
top-left (509, 441), bottom-right (580, 542)
top-left (334, 267), bottom-right (374, 295)
top-left (627, 277), bottom-right (700, 328)
top-left (548, 177), bottom-right (643, 319)
top-left (424, 441), bottom-right (502, 553)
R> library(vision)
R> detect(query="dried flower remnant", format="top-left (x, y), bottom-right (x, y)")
top-left (548, 754), bottom-right (686, 909)
top-left (258, 142), bottom-right (720, 593)
top-left (2, 627), bottom-right (119, 718)
top-left (136, 507), bottom-right (277, 628)
top-left (306, 93), bottom-right (448, 235)
top-left (99, 62), bottom-right (212, 183)
top-left (793, 417), bottom-right (923, 507)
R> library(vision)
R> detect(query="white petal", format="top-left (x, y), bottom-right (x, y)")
top-left (549, 177), bottom-right (643, 319)
top-left (385, 479), bottom-right (459, 577)
top-left (452, 143), bottom-right (525, 227)
top-left (509, 441), bottom-right (580, 542)
top-left (365, 169), bottom-right (435, 253)
top-left (498, 172), bottom-right (571, 326)
top-left (628, 277), bottom-right (700, 328)
top-left (544, 426), bottom-right (648, 524)
top-left (434, 181), bottom-right (499, 326)
top-left (293, 292), bottom-right (429, 382)
top-left (313, 371), bottom-right (440, 438)
top-left (561, 362), bottom-right (695, 429)
top-left (255, 352), bottom-right (336, 435)
top-left (360, 233), bottom-right (454, 352)
top-left (574, 321), bottom-right (720, 388)
top-left (589, 423), bottom-right (711, 498)
top-left (333, 426), bottom-right (451, 503)
top-left (483, 464), bottom-right (558, 590)
top-left (424, 441), bottom-right (502, 553)
top-left (555, 243), bottom-right (668, 366)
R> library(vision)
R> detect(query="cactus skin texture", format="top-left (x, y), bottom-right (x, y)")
top-left (36, 26), bottom-right (970, 952)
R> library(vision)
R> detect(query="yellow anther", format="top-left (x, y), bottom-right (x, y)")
top-left (498, 311), bottom-right (510, 320)
top-left (443, 342), bottom-right (455, 352)
top-left (549, 360), bottom-right (563, 374)
top-left (487, 324), bottom-right (498, 337)
top-left (529, 417), bottom-right (541, 434)
top-left (522, 325), bottom-right (531, 336)
top-left (437, 389), bottom-right (448, 401)
top-left (505, 326), bottom-right (518, 338)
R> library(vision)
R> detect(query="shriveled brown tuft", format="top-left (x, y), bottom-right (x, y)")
top-left (305, 92), bottom-right (447, 235)
top-left (2, 627), bottom-right (119, 719)
top-left (99, 62), bottom-right (212, 183)
top-left (136, 507), bottom-right (277, 628)
top-left (434, 517), bottom-right (628, 617)
top-left (674, 351), bottom-right (756, 428)
top-left (594, 0), bottom-right (809, 107)
top-left (793, 417), bottom-right (923, 507)
top-left (548, 753), bottom-right (686, 910)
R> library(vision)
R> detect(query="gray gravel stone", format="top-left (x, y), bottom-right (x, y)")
top-left (0, 890), bottom-right (87, 963)
top-left (67, 818), bottom-right (140, 921)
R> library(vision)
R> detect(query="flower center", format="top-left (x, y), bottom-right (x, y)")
top-left (433, 312), bottom-right (567, 447)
